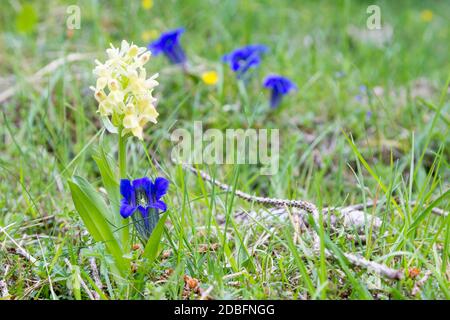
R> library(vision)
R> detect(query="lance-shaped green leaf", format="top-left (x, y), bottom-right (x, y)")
top-left (142, 212), bottom-right (169, 264)
top-left (93, 147), bottom-right (130, 251)
top-left (68, 176), bottom-right (129, 276)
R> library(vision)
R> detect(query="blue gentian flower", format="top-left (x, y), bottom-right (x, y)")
top-left (222, 44), bottom-right (268, 78)
top-left (355, 85), bottom-right (368, 103)
top-left (335, 71), bottom-right (346, 79)
top-left (263, 75), bottom-right (297, 108)
top-left (120, 177), bottom-right (169, 242)
top-left (148, 28), bottom-right (186, 65)
top-left (355, 95), bottom-right (364, 102)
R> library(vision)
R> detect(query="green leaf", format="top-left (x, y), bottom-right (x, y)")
top-left (408, 189), bottom-right (450, 234)
top-left (70, 264), bottom-right (81, 300)
top-left (93, 143), bottom-right (130, 252)
top-left (343, 131), bottom-right (401, 216)
top-left (92, 149), bottom-right (120, 221)
top-left (68, 176), bottom-right (129, 276)
top-left (16, 4), bottom-right (38, 34)
top-left (70, 175), bottom-right (113, 222)
top-left (133, 214), bottom-right (169, 294)
top-left (283, 229), bottom-right (315, 296)
top-left (142, 212), bottom-right (169, 264)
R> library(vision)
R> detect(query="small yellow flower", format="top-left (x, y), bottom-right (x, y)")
top-left (141, 0), bottom-right (153, 10)
top-left (141, 30), bottom-right (159, 42)
top-left (420, 10), bottom-right (433, 22)
top-left (201, 71), bottom-right (219, 86)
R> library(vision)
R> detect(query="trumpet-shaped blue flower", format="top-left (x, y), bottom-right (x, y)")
top-left (148, 28), bottom-right (186, 65)
top-left (355, 85), bottom-right (368, 103)
top-left (263, 75), bottom-right (297, 108)
top-left (222, 44), bottom-right (268, 78)
top-left (120, 177), bottom-right (169, 242)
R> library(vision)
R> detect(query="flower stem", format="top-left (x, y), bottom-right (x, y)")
top-left (118, 127), bottom-right (130, 255)
top-left (118, 128), bottom-right (127, 179)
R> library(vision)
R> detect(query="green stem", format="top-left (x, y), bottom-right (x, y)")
top-left (118, 128), bottom-right (130, 257)
top-left (118, 128), bottom-right (127, 179)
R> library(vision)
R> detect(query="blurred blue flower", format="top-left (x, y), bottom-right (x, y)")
top-left (120, 177), bottom-right (169, 242)
top-left (355, 85), bottom-right (368, 103)
top-left (148, 28), bottom-right (186, 64)
top-left (222, 44), bottom-right (268, 78)
top-left (263, 75), bottom-right (297, 108)
top-left (355, 95), bottom-right (364, 102)
top-left (335, 71), bottom-right (346, 78)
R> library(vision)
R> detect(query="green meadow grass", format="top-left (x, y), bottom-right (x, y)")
top-left (0, 0), bottom-right (449, 299)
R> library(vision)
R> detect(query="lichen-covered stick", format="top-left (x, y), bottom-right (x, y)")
top-left (176, 161), bottom-right (447, 218)
top-left (176, 160), bottom-right (320, 215)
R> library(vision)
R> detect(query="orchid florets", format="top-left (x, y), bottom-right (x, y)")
top-left (91, 40), bottom-right (160, 140)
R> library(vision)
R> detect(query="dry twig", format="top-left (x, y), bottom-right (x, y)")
top-left (0, 280), bottom-right (9, 299)
top-left (89, 257), bottom-right (103, 300)
top-left (0, 225), bottom-right (37, 264)
top-left (0, 53), bottom-right (93, 103)
top-left (412, 270), bottom-right (432, 296)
